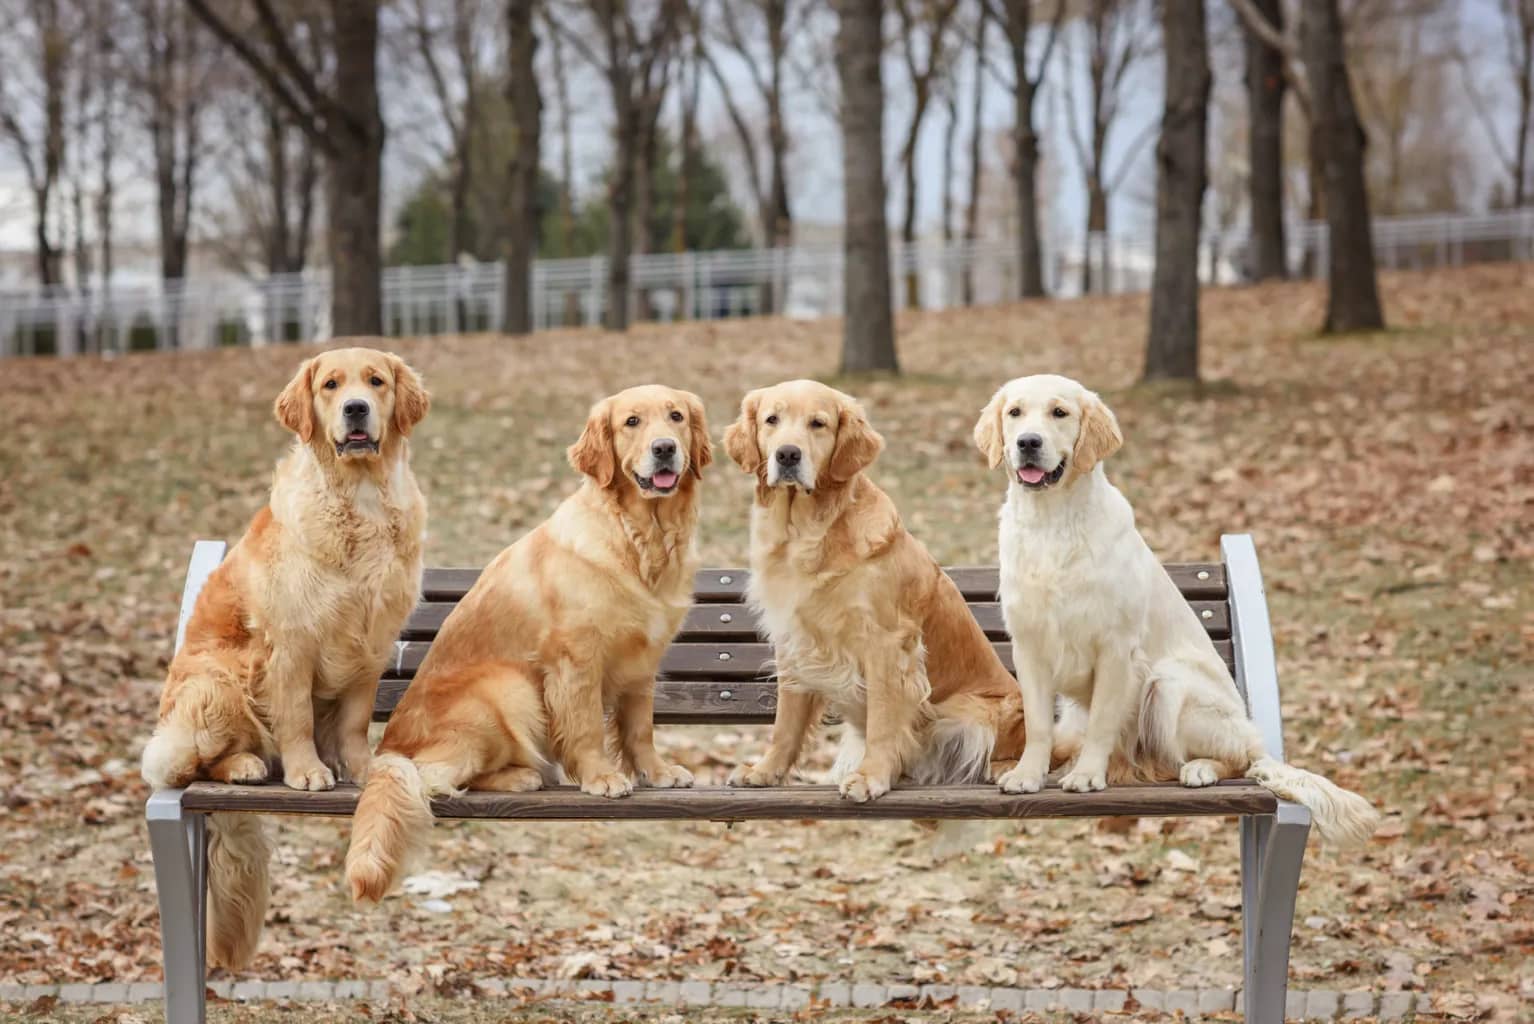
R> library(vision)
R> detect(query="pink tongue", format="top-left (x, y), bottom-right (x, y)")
top-left (1018, 466), bottom-right (1047, 484)
top-left (652, 469), bottom-right (679, 489)
top-left (347, 431), bottom-right (369, 441)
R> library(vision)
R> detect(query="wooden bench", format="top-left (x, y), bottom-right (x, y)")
top-left (146, 533), bottom-right (1311, 1024)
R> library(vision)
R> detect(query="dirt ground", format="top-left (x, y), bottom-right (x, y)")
top-left (0, 263), bottom-right (1529, 1010)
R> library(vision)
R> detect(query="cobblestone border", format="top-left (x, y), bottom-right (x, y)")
top-left (0, 978), bottom-right (1439, 1020)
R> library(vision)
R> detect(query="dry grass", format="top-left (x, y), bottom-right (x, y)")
top-left (0, 263), bottom-right (1529, 1010)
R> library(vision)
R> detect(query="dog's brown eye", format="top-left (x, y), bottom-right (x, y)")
top-left (669, 410), bottom-right (684, 423)
top-left (1007, 407), bottom-right (1020, 418)
top-left (370, 376), bottom-right (383, 387)
top-left (625, 415), bottom-right (640, 428)
top-left (765, 414), bottom-right (779, 426)
top-left (1052, 407), bottom-right (1070, 418)
top-left (323, 380), bottom-right (338, 390)
top-left (810, 419), bottom-right (826, 429)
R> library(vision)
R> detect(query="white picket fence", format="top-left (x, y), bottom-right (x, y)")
top-left (2, 209), bottom-right (1531, 358)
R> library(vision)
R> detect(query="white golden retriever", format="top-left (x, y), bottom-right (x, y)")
top-left (973, 374), bottom-right (1379, 846)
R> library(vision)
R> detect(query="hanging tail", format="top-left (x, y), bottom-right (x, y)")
top-left (345, 753), bottom-right (436, 903)
top-left (1246, 757), bottom-right (1380, 847)
top-left (205, 813), bottom-right (272, 968)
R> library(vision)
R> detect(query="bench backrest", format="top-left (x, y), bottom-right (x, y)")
top-left (373, 564), bottom-right (1233, 724)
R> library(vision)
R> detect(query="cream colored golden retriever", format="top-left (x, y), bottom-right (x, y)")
top-left (345, 384), bottom-right (710, 903)
top-left (140, 346), bottom-right (430, 967)
top-left (974, 373), bottom-right (1378, 845)
top-left (722, 379), bottom-right (1056, 803)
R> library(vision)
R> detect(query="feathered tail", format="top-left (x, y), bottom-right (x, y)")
top-left (1246, 757), bottom-right (1381, 847)
top-left (206, 813), bottom-right (272, 968)
top-left (344, 753), bottom-right (436, 903)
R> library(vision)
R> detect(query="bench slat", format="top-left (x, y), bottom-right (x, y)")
top-left (181, 779), bottom-right (1277, 820)
top-left (421, 563), bottom-right (1229, 603)
top-left (403, 599), bottom-right (1232, 643)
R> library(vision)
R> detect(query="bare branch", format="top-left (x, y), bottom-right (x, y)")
top-left (1227, 0), bottom-right (1312, 115)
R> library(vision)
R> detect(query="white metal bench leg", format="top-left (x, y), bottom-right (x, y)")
top-left (147, 789), bottom-right (208, 1024)
top-left (1240, 801), bottom-right (1311, 1024)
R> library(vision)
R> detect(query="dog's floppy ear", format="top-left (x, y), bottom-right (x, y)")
top-left (683, 391), bottom-right (713, 480)
top-left (827, 397), bottom-right (885, 483)
top-left (1072, 390), bottom-right (1123, 475)
top-left (274, 358), bottom-right (316, 442)
top-left (568, 398), bottom-right (617, 487)
top-left (723, 391), bottom-right (763, 474)
top-left (972, 387), bottom-right (1007, 469)
top-left (389, 354), bottom-right (431, 437)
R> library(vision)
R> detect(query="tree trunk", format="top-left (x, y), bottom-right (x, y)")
top-left (835, 0), bottom-right (897, 374)
top-left (899, 91), bottom-right (929, 310)
top-left (1082, 179), bottom-right (1107, 294)
top-left (1244, 0), bottom-right (1286, 280)
top-left (941, 92), bottom-right (958, 244)
top-left (633, 96), bottom-right (662, 323)
top-left (267, 108), bottom-right (290, 276)
top-left (1302, 0), bottom-right (1384, 333)
top-left (605, 104), bottom-right (635, 331)
top-left (1003, 0), bottom-right (1045, 298)
top-left (962, 3), bottom-right (986, 306)
top-left (503, 0), bottom-right (540, 335)
top-left (327, 0), bottom-right (384, 337)
top-left (1144, 0), bottom-right (1209, 382)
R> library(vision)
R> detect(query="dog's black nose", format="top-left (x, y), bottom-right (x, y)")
top-left (651, 438), bottom-right (677, 460)
top-left (1016, 433), bottom-right (1043, 451)
top-left (776, 445), bottom-right (802, 466)
top-left (343, 399), bottom-right (370, 419)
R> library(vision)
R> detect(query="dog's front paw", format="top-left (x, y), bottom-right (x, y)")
top-left (643, 764), bottom-right (694, 789)
top-left (213, 752), bottom-right (268, 784)
top-left (581, 771), bottom-right (634, 798)
top-left (284, 760), bottom-right (336, 791)
top-left (838, 771), bottom-right (889, 803)
top-left (997, 764), bottom-right (1046, 794)
top-left (1179, 759), bottom-right (1220, 788)
top-left (726, 762), bottom-right (783, 787)
top-left (1059, 766), bottom-right (1107, 793)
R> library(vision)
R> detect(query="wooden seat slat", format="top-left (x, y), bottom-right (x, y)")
top-left (403, 599), bottom-right (1231, 643)
top-left (180, 779), bottom-right (1277, 820)
top-left (421, 563), bottom-right (1229, 604)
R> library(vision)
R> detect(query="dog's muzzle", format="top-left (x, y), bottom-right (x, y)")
top-left (768, 444), bottom-right (808, 489)
top-left (635, 438), bottom-right (681, 495)
top-left (1012, 434), bottom-right (1064, 489)
top-left (337, 399), bottom-right (379, 455)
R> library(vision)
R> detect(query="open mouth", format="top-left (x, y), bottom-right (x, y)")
top-left (1016, 459), bottom-right (1066, 489)
top-left (336, 430), bottom-right (379, 455)
top-left (636, 468), bottom-right (680, 494)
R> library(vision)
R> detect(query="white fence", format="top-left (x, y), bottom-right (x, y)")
top-left (3, 209), bottom-right (1531, 358)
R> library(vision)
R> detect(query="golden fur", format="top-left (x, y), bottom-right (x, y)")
top-left (344, 385), bottom-right (711, 902)
top-left (976, 374), bottom-right (1379, 845)
top-left (140, 345), bottom-right (430, 967)
top-left (721, 380), bottom-right (1066, 803)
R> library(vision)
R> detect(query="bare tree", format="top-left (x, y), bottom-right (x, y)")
top-left (136, 0), bottom-right (211, 284)
top-left (1303, 0), bottom-right (1384, 332)
top-left (1060, 0), bottom-right (1157, 294)
top-left (835, 0), bottom-right (897, 374)
top-left (188, 0), bottom-right (386, 336)
top-left (503, 0), bottom-right (541, 335)
top-left (959, 1), bottom-right (988, 305)
top-left (894, 0), bottom-right (962, 307)
top-left (558, 0), bottom-right (682, 331)
top-left (1144, 0), bottom-right (1209, 381)
top-left (985, 0), bottom-right (1064, 298)
top-left (1239, 0), bottom-right (1287, 279)
top-left (1462, 0), bottom-right (1533, 207)
top-left (405, 0), bottom-right (491, 264)
top-left (0, 0), bottom-right (73, 286)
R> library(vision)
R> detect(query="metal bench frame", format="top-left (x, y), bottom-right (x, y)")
top-left (145, 533), bottom-right (1310, 1023)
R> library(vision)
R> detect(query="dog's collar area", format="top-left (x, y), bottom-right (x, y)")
top-left (1016, 458), bottom-right (1067, 489)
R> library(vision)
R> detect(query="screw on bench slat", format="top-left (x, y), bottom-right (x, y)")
top-left (1201, 609), bottom-right (1214, 620)
top-left (719, 690), bottom-right (733, 700)
top-left (718, 651), bottom-right (731, 661)
top-left (719, 575), bottom-right (733, 584)
top-left (1197, 570), bottom-right (1211, 580)
top-left (719, 613), bottom-right (733, 623)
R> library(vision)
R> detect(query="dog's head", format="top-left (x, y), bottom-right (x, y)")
top-left (275, 347), bottom-right (430, 460)
top-left (723, 379), bottom-right (883, 493)
top-left (568, 385), bottom-right (711, 498)
top-left (973, 374), bottom-right (1121, 491)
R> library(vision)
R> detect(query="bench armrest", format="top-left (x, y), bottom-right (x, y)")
top-left (1221, 533), bottom-right (1284, 761)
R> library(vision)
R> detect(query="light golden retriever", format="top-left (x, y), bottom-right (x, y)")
top-left (974, 373), bottom-right (1379, 844)
top-left (345, 384), bottom-right (710, 903)
top-left (722, 379), bottom-right (1059, 803)
top-left (140, 345), bottom-right (430, 967)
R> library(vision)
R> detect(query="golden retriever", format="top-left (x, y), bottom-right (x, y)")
top-left (974, 373), bottom-right (1379, 844)
top-left (344, 384), bottom-right (710, 902)
top-left (140, 346), bottom-right (430, 967)
top-left (721, 379), bottom-right (1060, 803)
